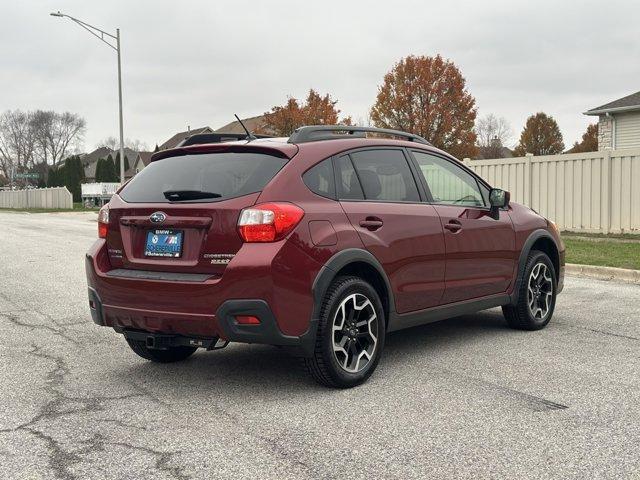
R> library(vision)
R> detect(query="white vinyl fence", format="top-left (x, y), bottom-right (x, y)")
top-left (0, 187), bottom-right (73, 210)
top-left (463, 148), bottom-right (640, 234)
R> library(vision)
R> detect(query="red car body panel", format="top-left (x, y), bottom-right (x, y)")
top-left (340, 201), bottom-right (446, 312)
top-left (85, 137), bottom-right (565, 351)
top-left (433, 205), bottom-right (516, 303)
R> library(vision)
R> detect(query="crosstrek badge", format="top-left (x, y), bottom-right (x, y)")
top-left (203, 253), bottom-right (235, 264)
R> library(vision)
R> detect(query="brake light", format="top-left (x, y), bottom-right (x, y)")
top-left (98, 205), bottom-right (109, 238)
top-left (237, 202), bottom-right (304, 242)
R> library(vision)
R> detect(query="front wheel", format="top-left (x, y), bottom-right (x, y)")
top-left (126, 338), bottom-right (197, 363)
top-left (503, 250), bottom-right (557, 330)
top-left (304, 276), bottom-right (385, 388)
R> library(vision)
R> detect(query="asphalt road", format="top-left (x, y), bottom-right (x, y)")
top-left (0, 211), bottom-right (639, 479)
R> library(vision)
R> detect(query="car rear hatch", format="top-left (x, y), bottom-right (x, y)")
top-left (104, 144), bottom-right (296, 276)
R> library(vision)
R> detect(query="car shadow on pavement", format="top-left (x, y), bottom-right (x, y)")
top-left (115, 308), bottom-right (513, 393)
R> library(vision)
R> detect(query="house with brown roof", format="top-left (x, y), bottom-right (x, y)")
top-left (157, 126), bottom-right (214, 150)
top-left (81, 146), bottom-right (139, 182)
top-left (585, 90), bottom-right (640, 150)
top-left (216, 115), bottom-right (274, 135)
top-left (126, 151), bottom-right (153, 180)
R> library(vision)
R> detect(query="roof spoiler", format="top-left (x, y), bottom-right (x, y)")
top-left (176, 132), bottom-right (274, 147)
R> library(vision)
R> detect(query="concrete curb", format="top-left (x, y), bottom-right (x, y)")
top-left (566, 263), bottom-right (640, 284)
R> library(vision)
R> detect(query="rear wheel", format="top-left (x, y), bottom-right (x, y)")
top-left (126, 339), bottom-right (197, 363)
top-left (304, 276), bottom-right (385, 388)
top-left (503, 250), bottom-right (557, 330)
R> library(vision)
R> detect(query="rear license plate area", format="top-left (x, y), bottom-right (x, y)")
top-left (144, 229), bottom-right (183, 258)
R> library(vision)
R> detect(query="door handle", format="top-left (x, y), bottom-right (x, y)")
top-left (359, 217), bottom-right (383, 231)
top-left (444, 220), bottom-right (462, 233)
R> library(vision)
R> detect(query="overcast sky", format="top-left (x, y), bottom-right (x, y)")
top-left (3, 0), bottom-right (639, 153)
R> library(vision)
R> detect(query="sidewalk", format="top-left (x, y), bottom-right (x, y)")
top-left (566, 263), bottom-right (640, 284)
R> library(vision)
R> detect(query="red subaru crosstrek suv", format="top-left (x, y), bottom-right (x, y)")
top-left (85, 125), bottom-right (564, 388)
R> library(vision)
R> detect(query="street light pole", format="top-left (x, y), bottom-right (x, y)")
top-left (116, 29), bottom-right (125, 184)
top-left (50, 11), bottom-right (126, 184)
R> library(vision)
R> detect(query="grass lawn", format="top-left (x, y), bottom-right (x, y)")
top-left (0, 202), bottom-right (99, 213)
top-left (564, 237), bottom-right (640, 270)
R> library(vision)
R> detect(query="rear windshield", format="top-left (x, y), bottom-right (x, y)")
top-left (119, 152), bottom-right (288, 203)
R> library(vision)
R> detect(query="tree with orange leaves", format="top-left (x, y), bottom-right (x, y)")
top-left (261, 89), bottom-right (352, 136)
top-left (370, 55), bottom-right (478, 159)
top-left (567, 123), bottom-right (598, 153)
top-left (513, 112), bottom-right (565, 156)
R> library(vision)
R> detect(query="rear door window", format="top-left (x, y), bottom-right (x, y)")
top-left (349, 149), bottom-right (420, 202)
top-left (119, 152), bottom-right (288, 203)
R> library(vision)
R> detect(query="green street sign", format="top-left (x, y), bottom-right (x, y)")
top-left (15, 173), bottom-right (39, 179)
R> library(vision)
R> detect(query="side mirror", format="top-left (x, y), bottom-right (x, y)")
top-left (489, 189), bottom-right (509, 219)
top-left (489, 188), bottom-right (510, 208)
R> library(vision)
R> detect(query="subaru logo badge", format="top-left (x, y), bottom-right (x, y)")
top-left (149, 212), bottom-right (167, 224)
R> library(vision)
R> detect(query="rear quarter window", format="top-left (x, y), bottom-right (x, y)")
top-left (120, 152), bottom-right (288, 203)
top-left (303, 159), bottom-right (335, 198)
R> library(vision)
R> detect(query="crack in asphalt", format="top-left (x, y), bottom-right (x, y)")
top-left (204, 398), bottom-right (318, 477)
top-left (96, 418), bottom-right (149, 431)
top-left (22, 427), bottom-right (83, 480)
top-left (94, 438), bottom-right (191, 480)
top-left (0, 284), bottom-right (191, 478)
top-left (0, 345), bottom-right (174, 480)
top-left (438, 368), bottom-right (569, 412)
top-left (0, 306), bottom-right (305, 478)
top-left (0, 311), bottom-right (81, 346)
top-left (555, 321), bottom-right (639, 341)
top-left (123, 380), bottom-right (173, 409)
top-left (480, 380), bottom-right (569, 411)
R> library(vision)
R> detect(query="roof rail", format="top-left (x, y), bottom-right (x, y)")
top-left (177, 132), bottom-right (273, 147)
top-left (288, 125), bottom-right (431, 145)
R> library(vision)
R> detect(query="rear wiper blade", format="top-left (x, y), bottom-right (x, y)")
top-left (163, 190), bottom-right (222, 201)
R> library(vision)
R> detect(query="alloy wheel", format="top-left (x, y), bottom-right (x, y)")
top-left (332, 293), bottom-right (379, 373)
top-left (527, 262), bottom-right (554, 320)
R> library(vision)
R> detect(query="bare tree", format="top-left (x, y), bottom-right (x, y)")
top-left (50, 112), bottom-right (86, 165)
top-left (96, 136), bottom-right (118, 150)
top-left (31, 110), bottom-right (85, 166)
top-left (475, 114), bottom-right (513, 158)
top-left (125, 138), bottom-right (148, 152)
top-left (354, 114), bottom-right (372, 127)
top-left (30, 110), bottom-right (55, 165)
top-left (0, 110), bottom-right (37, 178)
top-left (96, 136), bottom-right (148, 152)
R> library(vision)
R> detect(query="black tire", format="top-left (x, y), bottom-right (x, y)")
top-left (126, 338), bottom-right (197, 363)
top-left (503, 250), bottom-right (557, 330)
top-left (303, 276), bottom-right (385, 388)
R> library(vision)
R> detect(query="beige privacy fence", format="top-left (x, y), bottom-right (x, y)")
top-left (463, 148), bottom-right (640, 234)
top-left (0, 187), bottom-right (73, 210)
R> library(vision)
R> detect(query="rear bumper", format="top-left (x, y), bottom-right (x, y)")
top-left (87, 286), bottom-right (316, 355)
top-left (85, 238), bottom-right (321, 356)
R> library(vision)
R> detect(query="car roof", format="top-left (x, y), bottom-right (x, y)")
top-left (150, 135), bottom-right (450, 164)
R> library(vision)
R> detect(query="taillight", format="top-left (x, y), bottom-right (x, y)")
top-left (98, 205), bottom-right (109, 238)
top-left (238, 202), bottom-right (304, 242)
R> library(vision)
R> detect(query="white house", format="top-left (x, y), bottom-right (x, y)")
top-left (585, 90), bottom-right (640, 150)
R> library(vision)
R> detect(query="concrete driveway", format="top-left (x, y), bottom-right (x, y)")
top-left (0, 211), bottom-right (638, 479)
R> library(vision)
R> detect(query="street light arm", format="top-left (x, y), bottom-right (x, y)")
top-left (50, 11), bottom-right (117, 51)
